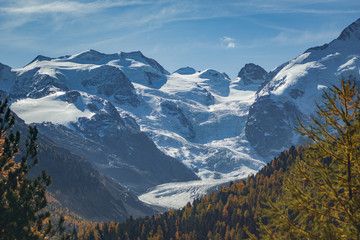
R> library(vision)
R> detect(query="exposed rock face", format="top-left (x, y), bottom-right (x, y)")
top-left (160, 100), bottom-right (195, 139)
top-left (11, 69), bottom-right (68, 99)
top-left (80, 65), bottom-right (138, 105)
top-left (237, 63), bottom-right (268, 86)
top-left (0, 63), bottom-right (15, 95)
top-left (245, 96), bottom-right (303, 157)
top-left (337, 18), bottom-right (360, 41)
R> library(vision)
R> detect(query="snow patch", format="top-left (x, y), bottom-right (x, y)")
top-left (317, 84), bottom-right (328, 90)
top-left (10, 92), bottom-right (95, 126)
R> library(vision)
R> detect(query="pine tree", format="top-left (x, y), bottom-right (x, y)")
top-left (260, 80), bottom-right (360, 239)
top-left (0, 98), bottom-right (61, 239)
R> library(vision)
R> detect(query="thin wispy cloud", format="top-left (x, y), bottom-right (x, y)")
top-left (271, 30), bottom-right (339, 45)
top-left (1, 0), bottom-right (359, 33)
top-left (230, 0), bottom-right (360, 15)
top-left (0, 0), bottom-right (148, 15)
top-left (232, 29), bottom-right (340, 50)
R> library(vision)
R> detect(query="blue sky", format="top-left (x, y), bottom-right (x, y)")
top-left (0, 0), bottom-right (360, 78)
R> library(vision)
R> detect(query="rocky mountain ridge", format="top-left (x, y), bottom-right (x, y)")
top-left (245, 18), bottom-right (360, 158)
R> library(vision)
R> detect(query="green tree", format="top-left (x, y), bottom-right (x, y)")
top-left (0, 98), bottom-right (61, 239)
top-left (260, 80), bottom-right (360, 239)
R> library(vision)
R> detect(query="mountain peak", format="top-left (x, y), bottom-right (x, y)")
top-left (26, 55), bottom-right (52, 66)
top-left (68, 49), bottom-right (107, 63)
top-left (237, 63), bottom-right (267, 86)
top-left (337, 18), bottom-right (360, 41)
top-left (0, 62), bottom-right (11, 70)
top-left (199, 69), bottom-right (230, 81)
top-left (174, 67), bottom-right (196, 75)
top-left (121, 51), bottom-right (169, 75)
top-left (120, 50), bottom-right (145, 59)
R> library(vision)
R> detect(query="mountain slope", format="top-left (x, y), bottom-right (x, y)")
top-left (73, 146), bottom-right (302, 239)
top-left (245, 18), bottom-right (360, 157)
top-left (12, 116), bottom-right (154, 222)
top-left (0, 52), bottom-right (199, 195)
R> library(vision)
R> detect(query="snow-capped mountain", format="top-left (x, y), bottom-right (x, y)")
top-left (1, 51), bottom-right (199, 195)
top-left (245, 18), bottom-right (360, 158)
top-left (0, 48), bottom-right (267, 208)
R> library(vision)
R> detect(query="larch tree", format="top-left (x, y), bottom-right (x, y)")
top-left (260, 79), bottom-right (360, 239)
top-left (0, 98), bottom-right (63, 239)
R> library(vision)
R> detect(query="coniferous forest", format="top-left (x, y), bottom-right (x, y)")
top-left (1, 80), bottom-right (359, 239)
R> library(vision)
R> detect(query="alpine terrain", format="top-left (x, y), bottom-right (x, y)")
top-left (0, 49), bottom-right (267, 210)
top-left (0, 17), bottom-right (359, 213)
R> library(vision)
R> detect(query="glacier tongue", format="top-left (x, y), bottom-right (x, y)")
top-left (139, 165), bottom-right (256, 209)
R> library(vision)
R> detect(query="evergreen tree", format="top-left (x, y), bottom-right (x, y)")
top-left (0, 98), bottom-right (61, 239)
top-left (260, 80), bottom-right (360, 239)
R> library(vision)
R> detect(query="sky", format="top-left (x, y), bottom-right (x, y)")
top-left (0, 0), bottom-right (360, 78)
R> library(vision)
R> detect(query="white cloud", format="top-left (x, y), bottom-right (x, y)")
top-left (227, 42), bottom-right (235, 48)
top-left (221, 36), bottom-right (236, 49)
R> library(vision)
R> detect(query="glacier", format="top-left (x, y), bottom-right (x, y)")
top-left (3, 50), bottom-right (267, 209)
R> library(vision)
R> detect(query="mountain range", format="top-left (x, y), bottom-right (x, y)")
top-left (0, 18), bottom-right (359, 218)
